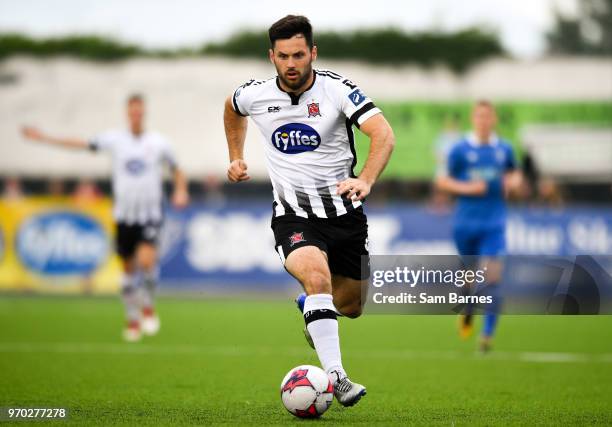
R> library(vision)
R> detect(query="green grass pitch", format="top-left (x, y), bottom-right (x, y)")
top-left (1, 296), bottom-right (611, 426)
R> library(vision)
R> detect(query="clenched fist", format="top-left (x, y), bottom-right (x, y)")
top-left (227, 159), bottom-right (250, 183)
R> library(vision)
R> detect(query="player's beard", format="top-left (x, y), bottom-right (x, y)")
top-left (277, 63), bottom-right (313, 92)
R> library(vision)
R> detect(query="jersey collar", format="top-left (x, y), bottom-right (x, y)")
top-left (275, 71), bottom-right (317, 105)
top-left (466, 132), bottom-right (499, 147)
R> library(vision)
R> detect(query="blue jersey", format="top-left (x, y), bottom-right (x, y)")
top-left (447, 134), bottom-right (516, 232)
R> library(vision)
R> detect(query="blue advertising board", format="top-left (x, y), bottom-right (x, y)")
top-left (158, 202), bottom-right (612, 288)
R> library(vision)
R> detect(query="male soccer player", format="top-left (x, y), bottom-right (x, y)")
top-left (223, 15), bottom-right (394, 406)
top-left (22, 94), bottom-right (189, 342)
top-left (436, 100), bottom-right (521, 352)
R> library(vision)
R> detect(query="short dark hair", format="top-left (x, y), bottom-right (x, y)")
top-left (127, 93), bottom-right (144, 104)
top-left (474, 99), bottom-right (495, 111)
top-left (268, 15), bottom-right (313, 49)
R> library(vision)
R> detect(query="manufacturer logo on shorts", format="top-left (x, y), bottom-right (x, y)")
top-left (289, 232), bottom-right (306, 247)
top-left (271, 123), bottom-right (320, 154)
top-left (16, 212), bottom-right (108, 275)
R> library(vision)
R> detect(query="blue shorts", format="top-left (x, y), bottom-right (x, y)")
top-left (453, 227), bottom-right (505, 257)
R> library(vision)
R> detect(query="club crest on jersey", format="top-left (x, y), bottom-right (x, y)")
top-left (289, 232), bottom-right (305, 247)
top-left (307, 102), bottom-right (321, 118)
top-left (271, 123), bottom-right (321, 154)
top-left (466, 151), bottom-right (478, 163)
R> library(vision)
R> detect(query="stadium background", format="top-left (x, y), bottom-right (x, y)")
top-left (0, 0), bottom-right (611, 424)
top-left (1, 59), bottom-right (610, 293)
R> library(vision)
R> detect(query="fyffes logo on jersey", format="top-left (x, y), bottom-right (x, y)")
top-left (468, 167), bottom-right (500, 181)
top-left (271, 123), bottom-right (321, 154)
top-left (16, 211), bottom-right (108, 275)
top-left (125, 158), bottom-right (146, 175)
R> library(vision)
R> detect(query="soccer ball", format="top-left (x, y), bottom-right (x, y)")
top-left (280, 365), bottom-right (334, 418)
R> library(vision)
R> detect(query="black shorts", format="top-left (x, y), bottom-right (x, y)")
top-left (271, 208), bottom-right (370, 280)
top-left (116, 222), bottom-right (161, 259)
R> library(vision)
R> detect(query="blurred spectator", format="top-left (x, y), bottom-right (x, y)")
top-left (520, 151), bottom-right (564, 207)
top-left (2, 176), bottom-right (24, 200)
top-left (537, 177), bottom-right (564, 208)
top-left (427, 183), bottom-right (453, 214)
top-left (47, 177), bottom-right (66, 197)
top-left (518, 151), bottom-right (538, 200)
top-left (201, 174), bottom-right (226, 207)
top-left (72, 178), bottom-right (102, 204)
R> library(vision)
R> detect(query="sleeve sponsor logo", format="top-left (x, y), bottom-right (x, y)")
top-left (348, 88), bottom-right (367, 106)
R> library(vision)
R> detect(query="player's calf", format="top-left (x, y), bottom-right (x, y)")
top-left (331, 275), bottom-right (367, 318)
top-left (334, 300), bottom-right (362, 318)
top-left (120, 274), bottom-right (142, 342)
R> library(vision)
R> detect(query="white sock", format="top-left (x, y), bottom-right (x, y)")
top-left (139, 267), bottom-right (159, 310)
top-left (303, 294), bottom-right (347, 381)
top-left (120, 273), bottom-right (139, 323)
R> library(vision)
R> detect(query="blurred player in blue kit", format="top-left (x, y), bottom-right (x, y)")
top-left (436, 100), bottom-right (522, 352)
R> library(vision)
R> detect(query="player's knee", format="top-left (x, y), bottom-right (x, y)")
top-left (121, 283), bottom-right (136, 296)
top-left (141, 259), bottom-right (157, 273)
top-left (122, 259), bottom-right (136, 274)
top-left (137, 246), bottom-right (157, 271)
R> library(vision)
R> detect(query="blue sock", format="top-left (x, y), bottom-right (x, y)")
top-left (295, 292), bottom-right (307, 313)
top-left (483, 312), bottom-right (498, 337)
top-left (482, 284), bottom-right (502, 337)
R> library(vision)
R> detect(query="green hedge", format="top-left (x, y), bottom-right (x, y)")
top-left (203, 28), bottom-right (504, 73)
top-left (1, 29), bottom-right (504, 72)
top-left (0, 34), bottom-right (143, 61)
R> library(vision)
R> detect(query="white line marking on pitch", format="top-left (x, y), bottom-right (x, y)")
top-left (0, 342), bottom-right (610, 364)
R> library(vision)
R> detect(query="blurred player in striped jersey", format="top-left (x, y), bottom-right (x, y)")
top-left (436, 100), bottom-right (522, 352)
top-left (21, 94), bottom-right (189, 342)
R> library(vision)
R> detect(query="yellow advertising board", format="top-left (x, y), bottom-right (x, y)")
top-left (0, 197), bottom-right (121, 294)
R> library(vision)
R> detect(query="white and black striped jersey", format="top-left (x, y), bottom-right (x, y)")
top-left (232, 69), bottom-right (382, 219)
top-left (88, 129), bottom-right (177, 225)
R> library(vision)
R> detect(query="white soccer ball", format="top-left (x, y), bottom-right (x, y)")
top-left (280, 365), bottom-right (334, 418)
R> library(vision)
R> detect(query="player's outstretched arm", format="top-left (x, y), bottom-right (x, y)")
top-left (435, 175), bottom-right (487, 196)
top-left (21, 126), bottom-right (89, 149)
top-left (171, 167), bottom-right (190, 209)
top-left (337, 114), bottom-right (395, 201)
top-left (223, 96), bottom-right (250, 183)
